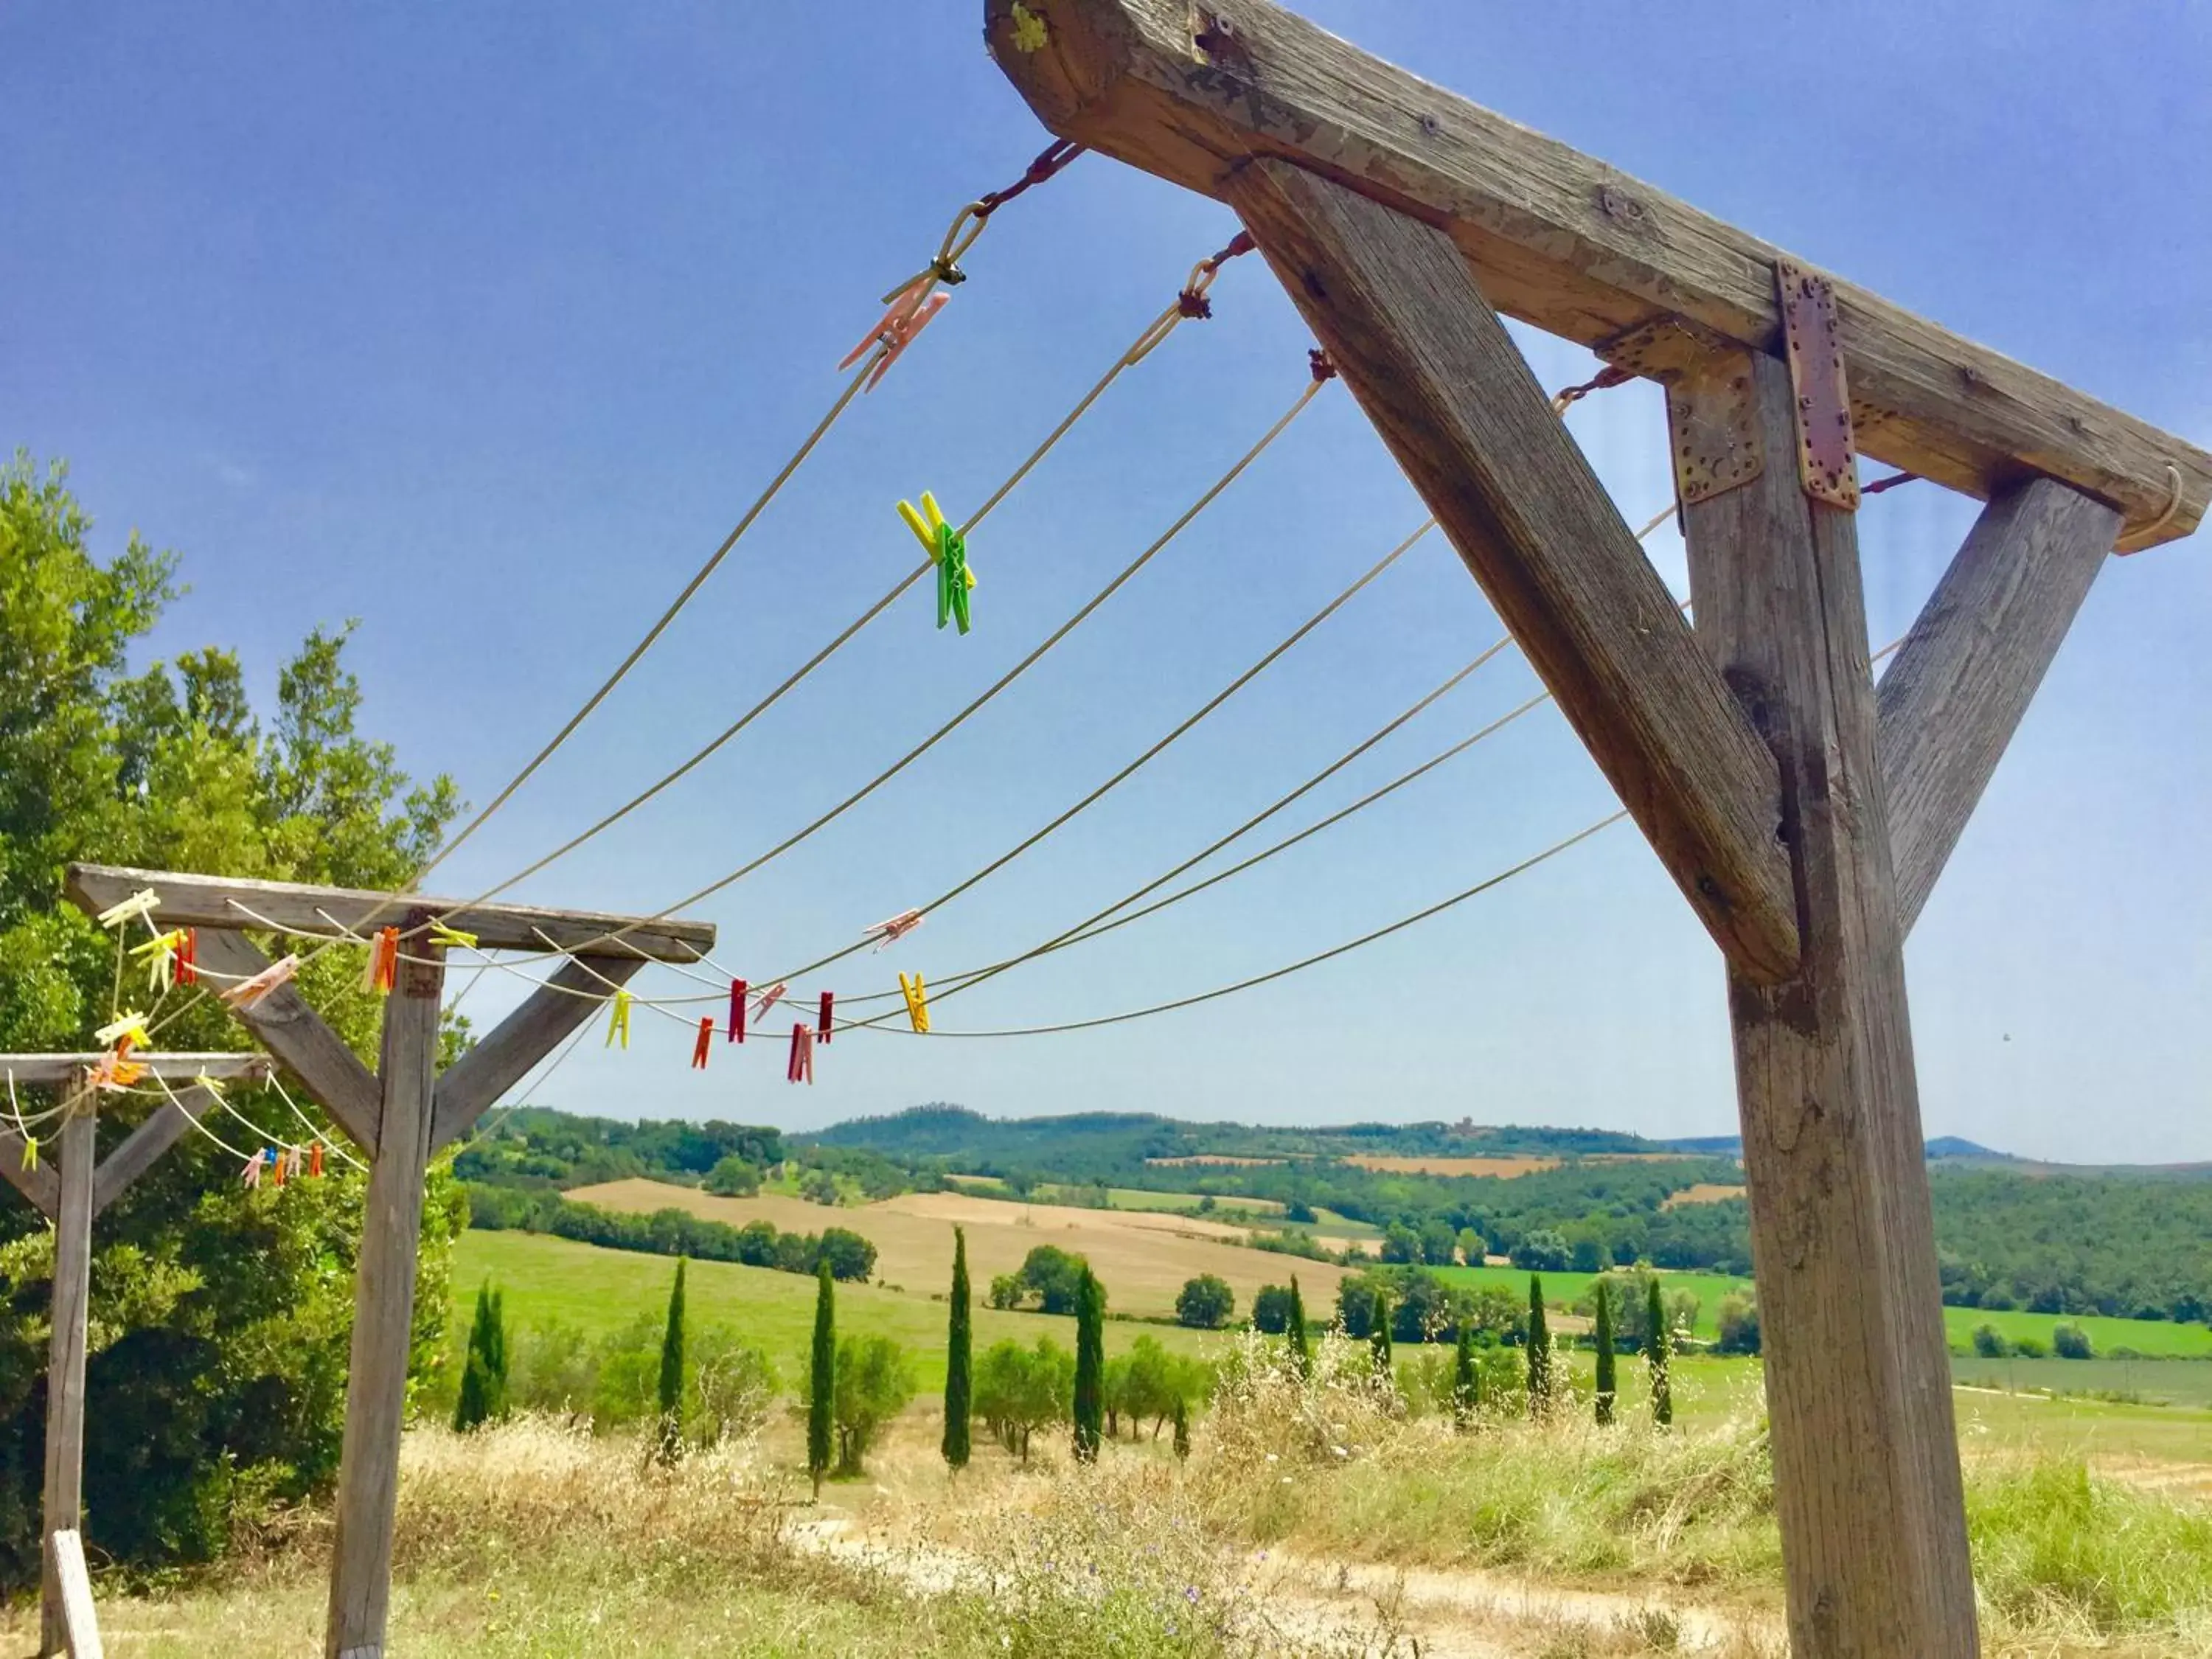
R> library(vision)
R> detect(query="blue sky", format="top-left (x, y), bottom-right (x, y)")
top-left (4, 1), bottom-right (2206, 1161)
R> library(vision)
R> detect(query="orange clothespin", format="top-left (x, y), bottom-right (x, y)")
top-left (786, 1023), bottom-right (814, 1085)
top-left (178, 928), bottom-right (198, 986)
top-left (221, 954), bottom-right (300, 1010)
top-left (838, 284), bottom-right (949, 392)
top-left (359, 926), bottom-right (399, 995)
top-left (692, 1016), bottom-right (713, 1071)
top-left (309, 1142), bottom-right (324, 1179)
top-left (272, 1147), bottom-right (291, 1188)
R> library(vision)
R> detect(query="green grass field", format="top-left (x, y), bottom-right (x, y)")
top-left (1940, 1302), bottom-right (2212, 1358)
top-left (1432, 1263), bottom-right (1751, 1338)
top-left (1952, 1354), bottom-right (2212, 1406)
top-left (453, 1230), bottom-right (1219, 1394)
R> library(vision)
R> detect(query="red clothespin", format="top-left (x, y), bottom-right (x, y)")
top-left (309, 1142), bottom-right (324, 1179)
top-left (817, 990), bottom-right (834, 1045)
top-left (786, 1023), bottom-right (814, 1085)
top-left (692, 1016), bottom-right (713, 1071)
top-left (178, 928), bottom-right (198, 986)
top-left (728, 978), bottom-right (748, 1044)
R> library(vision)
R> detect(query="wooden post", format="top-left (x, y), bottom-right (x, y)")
top-left (41, 1105), bottom-right (96, 1659)
top-left (1682, 350), bottom-right (1978, 1656)
top-left (44, 1528), bottom-right (104, 1659)
top-left (326, 911), bottom-right (443, 1659)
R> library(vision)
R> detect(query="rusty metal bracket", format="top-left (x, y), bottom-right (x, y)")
top-left (1599, 316), bottom-right (1764, 509)
top-left (1775, 260), bottom-right (1860, 509)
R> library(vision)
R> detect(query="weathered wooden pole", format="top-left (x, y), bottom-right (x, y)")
top-left (1680, 349), bottom-right (1980, 1654)
top-left (41, 1105), bottom-right (96, 1659)
top-left (327, 911), bottom-right (444, 1659)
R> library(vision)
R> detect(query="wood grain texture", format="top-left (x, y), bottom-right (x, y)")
top-left (0, 1053), bottom-right (268, 1088)
top-left (184, 929), bottom-right (382, 1155)
top-left (431, 956), bottom-right (644, 1154)
top-left (45, 1529), bottom-right (104, 1659)
top-left (66, 863), bottom-right (717, 963)
top-left (1877, 480), bottom-right (2122, 932)
top-left (0, 1124), bottom-right (60, 1217)
top-left (92, 1082), bottom-right (229, 1216)
top-left (983, 0), bottom-right (2208, 549)
top-left (1230, 159), bottom-right (1799, 981)
top-left (324, 919), bottom-right (444, 1659)
top-left (1685, 351), bottom-right (1978, 1656)
top-left (42, 1110), bottom-right (97, 1658)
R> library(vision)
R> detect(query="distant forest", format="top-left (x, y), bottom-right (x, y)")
top-left (456, 1104), bottom-right (2212, 1328)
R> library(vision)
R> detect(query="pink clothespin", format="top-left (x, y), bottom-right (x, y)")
top-left (242, 1148), bottom-right (268, 1189)
top-left (786, 1023), bottom-right (814, 1085)
top-left (863, 909), bottom-right (925, 951)
top-left (751, 980), bottom-right (788, 1022)
top-left (838, 285), bottom-right (949, 392)
top-left (817, 990), bottom-right (834, 1045)
top-left (220, 953), bottom-right (301, 1011)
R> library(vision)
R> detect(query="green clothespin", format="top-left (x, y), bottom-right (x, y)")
top-left (897, 492), bottom-right (977, 635)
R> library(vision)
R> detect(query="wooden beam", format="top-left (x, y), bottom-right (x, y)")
top-left (189, 930), bottom-right (382, 1155)
top-left (66, 863), bottom-right (717, 964)
top-left (984, 0), bottom-right (2209, 549)
top-left (45, 1529), bottom-right (104, 1659)
top-left (93, 1081), bottom-right (237, 1216)
top-left (431, 956), bottom-right (644, 1154)
top-left (1877, 479), bottom-right (2123, 931)
top-left (0, 1125), bottom-right (60, 1217)
top-left (42, 1107), bottom-right (97, 1658)
top-left (1229, 159), bottom-right (1800, 981)
top-left (0, 1053), bottom-right (270, 1089)
top-left (1683, 350), bottom-right (1978, 1655)
top-left (326, 916), bottom-right (443, 1659)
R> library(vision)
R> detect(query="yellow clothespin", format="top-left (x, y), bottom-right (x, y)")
top-left (896, 493), bottom-right (977, 634)
top-left (21, 1137), bottom-right (36, 1173)
top-left (131, 928), bottom-right (188, 992)
top-left (94, 1012), bottom-right (151, 1051)
top-left (428, 919), bottom-right (478, 952)
top-left (194, 1071), bottom-right (227, 1102)
top-left (605, 988), bottom-right (633, 1049)
top-left (96, 887), bottom-right (161, 931)
top-left (898, 971), bottom-right (931, 1035)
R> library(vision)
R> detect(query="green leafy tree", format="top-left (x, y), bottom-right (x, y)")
top-left (1019, 1245), bottom-right (1090, 1315)
top-left (824, 1335), bottom-right (914, 1475)
top-left (807, 1261), bottom-right (835, 1495)
top-left (942, 1228), bottom-right (972, 1470)
top-left (1648, 1278), bottom-right (1672, 1427)
top-left (0, 457), bottom-right (464, 1590)
top-left (1071, 1268), bottom-right (1105, 1462)
top-left (1174, 1273), bottom-right (1234, 1329)
top-left (703, 1156), bottom-right (760, 1197)
top-left (1525, 1275), bottom-right (1552, 1416)
top-left (2052, 1322), bottom-right (2094, 1360)
top-left (1368, 1287), bottom-right (1393, 1373)
top-left (1592, 1277), bottom-right (1616, 1426)
top-left (1250, 1284), bottom-right (1295, 1334)
top-left (1287, 1276), bottom-right (1312, 1377)
top-left (1714, 1293), bottom-right (1761, 1356)
top-left (452, 1284), bottom-right (509, 1432)
top-left (1451, 1320), bottom-right (1481, 1430)
top-left (973, 1337), bottom-right (1072, 1463)
top-left (654, 1260), bottom-right (687, 1465)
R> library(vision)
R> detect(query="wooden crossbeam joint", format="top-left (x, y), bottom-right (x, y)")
top-left (1775, 261), bottom-right (1860, 510)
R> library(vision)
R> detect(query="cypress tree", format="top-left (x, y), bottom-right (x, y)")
top-left (1647, 1278), bottom-right (1673, 1427)
top-left (1072, 1267), bottom-right (1105, 1462)
top-left (1368, 1287), bottom-right (1393, 1375)
top-left (1593, 1278), bottom-right (1616, 1426)
top-left (1451, 1319), bottom-right (1480, 1430)
top-left (942, 1227), bottom-right (973, 1471)
top-left (1287, 1275), bottom-right (1312, 1378)
top-left (655, 1259), bottom-right (688, 1465)
top-left (807, 1259), bottom-right (835, 1496)
top-left (1171, 1396), bottom-right (1191, 1461)
top-left (1526, 1274), bottom-right (1551, 1417)
top-left (452, 1283), bottom-right (507, 1432)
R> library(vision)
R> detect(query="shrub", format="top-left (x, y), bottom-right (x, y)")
top-left (1972, 1322), bottom-right (2013, 1359)
top-left (1250, 1284), bottom-right (1295, 1335)
top-left (703, 1155), bottom-right (760, 1197)
top-left (1175, 1273), bottom-right (1235, 1329)
top-left (818, 1334), bottom-right (914, 1476)
top-left (1714, 1293), bottom-right (1761, 1356)
top-left (453, 1284), bottom-right (509, 1432)
top-left (2052, 1322), bottom-right (2094, 1360)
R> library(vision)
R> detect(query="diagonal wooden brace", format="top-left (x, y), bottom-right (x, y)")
top-left (1228, 158), bottom-right (1801, 981)
top-left (187, 929), bottom-right (383, 1155)
top-left (1878, 479), bottom-right (2123, 932)
top-left (431, 955), bottom-right (644, 1153)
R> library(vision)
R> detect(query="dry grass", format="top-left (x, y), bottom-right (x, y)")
top-left (1660, 1183), bottom-right (1747, 1208)
top-left (566, 1179), bottom-right (1351, 1316)
top-left (1341, 1155), bottom-right (1562, 1178)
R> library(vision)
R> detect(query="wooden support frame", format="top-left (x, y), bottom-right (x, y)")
top-left (62, 864), bottom-right (715, 1659)
top-left (985, 4), bottom-right (2197, 1649)
top-left (0, 1051), bottom-right (270, 1655)
top-left (982, 0), bottom-right (2210, 549)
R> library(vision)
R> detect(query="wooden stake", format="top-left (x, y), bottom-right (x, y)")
top-left (42, 1105), bottom-right (96, 1658)
top-left (324, 914), bottom-right (444, 1659)
top-left (45, 1527), bottom-right (104, 1659)
top-left (1683, 351), bottom-right (1978, 1656)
